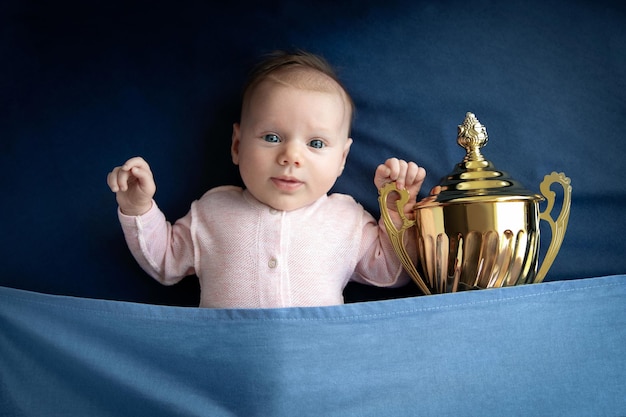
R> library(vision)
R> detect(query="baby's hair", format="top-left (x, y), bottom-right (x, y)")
top-left (241, 50), bottom-right (355, 127)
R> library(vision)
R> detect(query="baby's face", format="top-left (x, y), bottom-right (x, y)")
top-left (232, 80), bottom-right (352, 211)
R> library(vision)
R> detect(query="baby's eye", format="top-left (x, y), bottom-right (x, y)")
top-left (308, 139), bottom-right (325, 149)
top-left (263, 134), bottom-right (280, 143)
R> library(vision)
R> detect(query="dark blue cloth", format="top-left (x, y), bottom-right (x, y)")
top-left (2, 275), bottom-right (625, 416)
top-left (1, 3), bottom-right (625, 415)
top-left (1, 0), bottom-right (625, 305)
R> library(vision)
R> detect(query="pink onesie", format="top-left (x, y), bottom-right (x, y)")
top-left (118, 186), bottom-right (411, 308)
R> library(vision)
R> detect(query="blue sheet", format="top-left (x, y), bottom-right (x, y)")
top-left (1, 1), bottom-right (625, 415)
top-left (2, 275), bottom-right (625, 416)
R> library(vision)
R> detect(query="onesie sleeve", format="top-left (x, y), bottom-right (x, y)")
top-left (118, 201), bottom-right (196, 285)
top-left (352, 211), bottom-right (414, 289)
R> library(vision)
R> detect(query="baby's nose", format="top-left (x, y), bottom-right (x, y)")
top-left (278, 142), bottom-right (302, 166)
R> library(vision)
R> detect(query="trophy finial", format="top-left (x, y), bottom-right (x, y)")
top-left (457, 112), bottom-right (488, 161)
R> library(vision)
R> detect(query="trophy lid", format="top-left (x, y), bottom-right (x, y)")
top-left (418, 112), bottom-right (542, 207)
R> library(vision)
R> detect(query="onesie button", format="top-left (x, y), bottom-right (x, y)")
top-left (269, 208), bottom-right (279, 215)
top-left (268, 258), bottom-right (278, 268)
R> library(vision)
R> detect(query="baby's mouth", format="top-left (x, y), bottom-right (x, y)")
top-left (271, 176), bottom-right (303, 191)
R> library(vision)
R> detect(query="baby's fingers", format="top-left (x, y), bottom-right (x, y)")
top-left (389, 158), bottom-right (410, 190)
top-left (125, 164), bottom-right (153, 188)
top-left (404, 162), bottom-right (425, 187)
top-left (107, 166), bottom-right (129, 192)
top-left (121, 156), bottom-right (149, 172)
top-left (108, 157), bottom-right (153, 192)
top-left (374, 158), bottom-right (403, 188)
top-left (405, 165), bottom-right (426, 197)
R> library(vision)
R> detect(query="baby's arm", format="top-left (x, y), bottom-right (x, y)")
top-left (107, 157), bottom-right (156, 216)
top-left (108, 157), bottom-right (195, 284)
top-left (374, 157), bottom-right (426, 226)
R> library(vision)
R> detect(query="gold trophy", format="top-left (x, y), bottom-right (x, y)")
top-left (379, 112), bottom-right (572, 295)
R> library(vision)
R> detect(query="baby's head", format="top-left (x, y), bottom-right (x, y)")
top-left (240, 50), bottom-right (354, 131)
top-left (232, 50), bottom-right (355, 211)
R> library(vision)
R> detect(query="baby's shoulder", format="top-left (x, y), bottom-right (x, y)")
top-left (203, 185), bottom-right (243, 197)
top-left (196, 185), bottom-right (244, 207)
top-left (325, 193), bottom-right (368, 214)
top-left (321, 193), bottom-right (376, 227)
top-left (327, 192), bottom-right (358, 205)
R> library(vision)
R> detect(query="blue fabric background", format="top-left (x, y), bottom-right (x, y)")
top-left (1, 3), bottom-right (626, 415)
top-left (1, 0), bottom-right (625, 306)
top-left (2, 275), bottom-right (625, 416)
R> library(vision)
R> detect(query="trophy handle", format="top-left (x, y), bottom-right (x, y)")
top-left (378, 182), bottom-right (431, 295)
top-left (535, 172), bottom-right (572, 283)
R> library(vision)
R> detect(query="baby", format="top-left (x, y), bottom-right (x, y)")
top-left (107, 50), bottom-right (425, 308)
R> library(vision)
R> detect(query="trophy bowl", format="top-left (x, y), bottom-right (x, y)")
top-left (379, 112), bottom-right (572, 295)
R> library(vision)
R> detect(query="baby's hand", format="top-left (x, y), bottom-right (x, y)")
top-left (107, 157), bottom-right (156, 216)
top-left (374, 158), bottom-right (426, 216)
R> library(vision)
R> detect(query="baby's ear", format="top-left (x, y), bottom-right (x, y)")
top-left (343, 138), bottom-right (353, 161)
top-left (337, 138), bottom-right (353, 176)
top-left (231, 123), bottom-right (241, 165)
